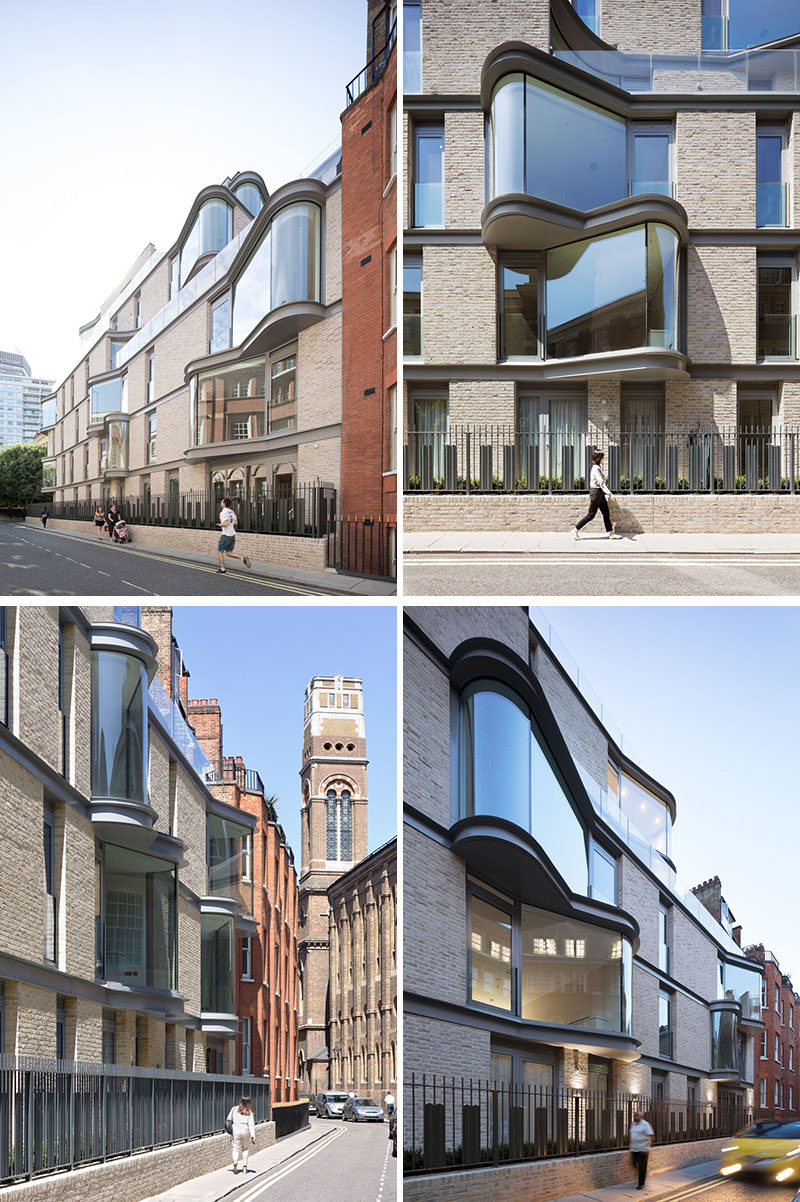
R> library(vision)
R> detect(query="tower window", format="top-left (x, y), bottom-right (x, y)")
top-left (326, 786), bottom-right (353, 860)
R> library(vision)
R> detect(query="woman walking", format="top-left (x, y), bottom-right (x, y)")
top-left (93, 503), bottom-right (105, 539)
top-left (106, 502), bottom-right (119, 541)
top-left (227, 1096), bottom-right (256, 1174)
top-left (574, 451), bottom-right (619, 539)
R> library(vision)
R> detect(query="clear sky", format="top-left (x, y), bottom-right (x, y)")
top-left (171, 604), bottom-right (397, 860)
top-left (0, 0), bottom-right (366, 385)
top-left (537, 605), bottom-right (800, 981)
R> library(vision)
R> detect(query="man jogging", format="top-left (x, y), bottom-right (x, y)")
top-left (216, 497), bottom-right (251, 574)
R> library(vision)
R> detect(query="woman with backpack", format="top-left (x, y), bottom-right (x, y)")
top-left (226, 1096), bottom-right (256, 1174)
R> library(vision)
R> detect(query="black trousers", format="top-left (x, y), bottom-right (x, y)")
top-left (632, 1150), bottom-right (648, 1187)
top-left (575, 488), bottom-right (613, 532)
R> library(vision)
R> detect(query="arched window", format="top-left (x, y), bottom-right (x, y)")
top-left (326, 784), bottom-right (354, 860)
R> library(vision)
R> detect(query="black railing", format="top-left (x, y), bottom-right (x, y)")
top-left (328, 518), bottom-right (397, 581)
top-left (273, 1100), bottom-right (311, 1140)
top-left (345, 20), bottom-right (397, 106)
top-left (0, 1055), bottom-right (270, 1185)
top-left (404, 1075), bottom-right (766, 1177)
top-left (30, 484), bottom-right (336, 540)
top-left (405, 426), bottom-right (800, 495)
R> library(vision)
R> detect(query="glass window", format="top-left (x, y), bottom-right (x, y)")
top-left (711, 1009), bottom-right (740, 1072)
top-left (134, 294), bottom-right (142, 328)
top-left (169, 256), bottom-right (179, 300)
top-left (501, 263), bottom-right (539, 357)
top-left (269, 349), bottom-right (297, 432)
top-left (761, 1030), bottom-right (767, 1057)
top-left (530, 722), bottom-right (588, 894)
top-left (0, 608), bottom-right (7, 727)
top-left (659, 990), bottom-right (672, 1056)
top-left (43, 803), bottom-right (56, 962)
top-left (701, 0), bottom-right (725, 48)
top-left (230, 203), bottom-right (320, 347)
top-left (403, 258), bottom-right (422, 356)
top-left (210, 297), bottom-right (231, 354)
top-left (107, 420), bottom-right (128, 471)
top-left (234, 182), bottom-right (263, 217)
top-left (590, 844), bottom-right (616, 905)
top-left (619, 771), bottom-right (671, 856)
top-left (632, 130), bottom-right (671, 197)
top-left (109, 340), bottom-right (124, 370)
top-left (147, 414), bottom-right (157, 464)
top-left (490, 75), bottom-right (626, 210)
top-left (104, 844), bottom-right (176, 991)
top-left (414, 124), bottom-right (444, 227)
top-left (721, 961), bottom-right (763, 1019)
top-left (181, 199), bottom-right (233, 286)
top-left (90, 376), bottom-right (128, 418)
top-left (147, 353), bottom-right (155, 404)
top-left (90, 651), bottom-right (147, 803)
top-left (242, 935), bottom-right (252, 980)
top-left (658, 905), bottom-right (670, 974)
top-left (757, 257), bottom-right (794, 358)
top-left (757, 131), bottom-right (786, 227)
top-left (404, 1), bottom-right (421, 92)
top-left (193, 357), bottom-right (266, 446)
top-left (729, 0), bottom-right (800, 49)
top-left (521, 904), bottom-right (632, 1033)
top-left (201, 913), bottom-right (234, 1013)
top-left (470, 895), bottom-right (512, 1011)
top-left (207, 814), bottom-right (253, 912)
top-left (572, 0), bottom-right (599, 33)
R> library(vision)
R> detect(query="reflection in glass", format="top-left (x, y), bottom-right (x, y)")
top-left (210, 297), bottom-right (231, 353)
top-left (632, 133), bottom-right (671, 196)
top-left (403, 260), bottom-right (422, 356)
top-left (201, 914), bottom-right (234, 1013)
top-left (659, 990), bottom-right (673, 1056)
top-left (547, 226), bottom-right (646, 359)
top-left (90, 376), bottom-right (128, 418)
top-left (521, 904), bottom-right (632, 1033)
top-left (207, 813), bottom-right (254, 913)
top-left (757, 262), bottom-right (794, 358)
top-left (502, 264), bottom-right (539, 356)
top-left (91, 651), bottom-right (147, 802)
top-left (109, 340), bottom-right (125, 369)
top-left (721, 961), bottom-right (763, 1019)
top-left (414, 125), bottom-right (444, 226)
top-left (230, 203), bottom-right (321, 347)
top-left (491, 75), bottom-right (626, 210)
top-left (647, 224), bottom-right (679, 349)
top-left (757, 134), bottom-right (785, 227)
top-left (619, 772), bottom-right (671, 855)
top-left (572, 0), bottom-right (599, 34)
top-left (180, 200), bottom-right (233, 286)
top-left (531, 723), bottom-right (588, 894)
top-left (728, 0), bottom-right (800, 48)
top-left (712, 1009), bottom-right (740, 1071)
top-left (270, 351), bottom-right (297, 432)
top-left (404, 0), bottom-right (421, 92)
top-left (107, 420), bottom-right (129, 471)
top-left (412, 397), bottom-right (446, 477)
top-left (234, 182), bottom-right (263, 217)
top-left (193, 358), bottom-right (266, 445)
top-left (591, 844), bottom-right (617, 906)
top-left (470, 896), bottom-right (513, 1011)
top-left (104, 844), bottom-right (176, 991)
top-left (232, 232), bottom-right (271, 348)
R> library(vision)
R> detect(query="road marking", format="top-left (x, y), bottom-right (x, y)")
top-left (97, 570), bottom-right (110, 577)
top-left (121, 579), bottom-right (153, 594)
top-left (657, 1178), bottom-right (725, 1200)
top-left (376, 1132), bottom-right (391, 1202)
top-left (232, 1127), bottom-right (345, 1200)
top-left (407, 555), bottom-right (797, 568)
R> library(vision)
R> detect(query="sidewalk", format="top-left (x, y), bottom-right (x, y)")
top-left (33, 524), bottom-right (396, 595)
top-left (405, 530), bottom-right (800, 555)
top-left (139, 1122), bottom-right (333, 1202)
top-left (551, 1158), bottom-right (720, 1202)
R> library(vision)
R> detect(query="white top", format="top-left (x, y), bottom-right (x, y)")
top-left (629, 1119), bottom-right (654, 1152)
top-left (227, 1107), bottom-right (255, 1138)
top-left (384, 1092), bottom-right (395, 1106)
top-left (219, 506), bottom-right (237, 535)
top-left (590, 463), bottom-right (611, 496)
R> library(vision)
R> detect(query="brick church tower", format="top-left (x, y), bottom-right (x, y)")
top-left (298, 675), bottom-right (368, 1097)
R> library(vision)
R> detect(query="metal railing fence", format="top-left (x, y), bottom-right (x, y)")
top-left (345, 19), bottom-right (397, 106)
top-left (31, 483), bottom-right (336, 539)
top-left (405, 426), bottom-right (800, 495)
top-left (0, 1055), bottom-right (270, 1185)
top-left (404, 1074), bottom-right (766, 1176)
top-left (272, 1100), bottom-right (311, 1140)
top-left (328, 518), bottom-right (397, 581)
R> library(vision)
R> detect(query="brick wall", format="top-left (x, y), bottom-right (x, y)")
top-left (423, 246), bottom-right (496, 364)
top-left (420, 0), bottom-right (548, 94)
top-left (676, 111), bottom-right (755, 228)
top-left (601, 0), bottom-right (702, 52)
top-left (687, 246), bottom-right (756, 363)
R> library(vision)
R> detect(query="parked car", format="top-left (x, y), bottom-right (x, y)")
top-left (306, 1096), bottom-right (316, 1114)
top-left (721, 1119), bottom-right (800, 1184)
top-left (342, 1095), bottom-right (385, 1122)
top-left (389, 1107), bottom-right (397, 1156)
top-left (315, 1091), bottom-right (350, 1118)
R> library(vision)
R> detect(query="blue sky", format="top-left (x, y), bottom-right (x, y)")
top-left (171, 604), bottom-right (397, 859)
top-left (537, 605), bottom-right (800, 980)
top-left (0, 0), bottom-right (365, 383)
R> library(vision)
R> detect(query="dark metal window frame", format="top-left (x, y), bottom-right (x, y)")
top-left (412, 121), bottom-right (445, 229)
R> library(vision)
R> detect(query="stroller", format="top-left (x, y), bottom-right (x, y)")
top-left (112, 518), bottom-right (131, 545)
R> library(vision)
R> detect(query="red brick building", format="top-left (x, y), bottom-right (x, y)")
top-left (746, 945), bottom-right (800, 1118)
top-left (339, 1), bottom-right (397, 568)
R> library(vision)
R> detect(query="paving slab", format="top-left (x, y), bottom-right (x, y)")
top-left (550, 1158), bottom-right (719, 1202)
top-left (404, 530), bottom-right (800, 558)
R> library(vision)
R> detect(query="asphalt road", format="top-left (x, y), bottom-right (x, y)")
top-left (225, 1116), bottom-right (396, 1202)
top-left (651, 1177), bottom-right (797, 1200)
top-left (0, 523), bottom-right (342, 597)
top-left (404, 554), bottom-right (800, 597)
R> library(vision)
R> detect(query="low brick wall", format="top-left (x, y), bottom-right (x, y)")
top-left (0, 1121), bottom-right (275, 1202)
top-left (27, 518), bottom-right (328, 572)
top-left (404, 1137), bottom-right (726, 1202)
top-left (404, 492), bottom-right (800, 534)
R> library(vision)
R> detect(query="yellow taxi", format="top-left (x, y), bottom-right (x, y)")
top-left (721, 1120), bottom-right (800, 1184)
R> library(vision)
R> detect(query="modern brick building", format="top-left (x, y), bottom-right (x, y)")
top-left (340, 2), bottom-right (398, 536)
top-left (0, 350), bottom-right (53, 449)
top-left (297, 674), bottom-right (369, 1098)
top-left (328, 836), bottom-right (397, 1103)
top-left (404, 605), bottom-right (766, 1183)
top-left (746, 944), bottom-right (800, 1117)
top-left (0, 605), bottom-right (257, 1075)
top-left (403, 0), bottom-right (800, 534)
top-left (41, 167), bottom-right (342, 509)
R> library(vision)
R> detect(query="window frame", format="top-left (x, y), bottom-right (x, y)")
top-left (757, 251), bottom-right (797, 362)
top-left (498, 255), bottom-right (543, 360)
top-left (756, 123), bottom-right (787, 229)
top-left (412, 122), bottom-right (445, 229)
top-left (403, 254), bottom-right (423, 358)
top-left (628, 122), bottom-right (674, 199)
top-left (241, 935), bottom-right (253, 981)
top-left (467, 879), bottom-right (517, 1016)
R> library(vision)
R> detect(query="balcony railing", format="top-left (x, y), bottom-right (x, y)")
top-left (404, 1075), bottom-right (761, 1176)
top-left (758, 313), bottom-right (796, 359)
top-left (554, 47), bottom-right (800, 93)
top-left (659, 1028), bottom-right (673, 1058)
top-left (0, 1055), bottom-right (270, 1185)
top-left (43, 894), bottom-right (56, 963)
top-left (757, 182), bottom-right (788, 228)
top-left (206, 766), bottom-right (265, 796)
top-left (345, 19), bottom-right (396, 106)
top-left (149, 675), bottom-right (214, 782)
top-left (405, 424), bottom-right (800, 494)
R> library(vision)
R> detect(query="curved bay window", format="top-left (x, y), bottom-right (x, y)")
top-left (192, 357), bottom-right (266, 445)
top-left (180, 199), bottom-right (233, 286)
top-left (90, 375), bottom-right (128, 420)
top-left (326, 784), bottom-right (353, 861)
top-left (234, 182), bottom-right (264, 217)
top-left (459, 679), bottom-right (588, 895)
top-left (712, 1008), bottom-right (740, 1073)
top-left (201, 913), bottom-right (234, 1013)
top-left (546, 224), bottom-right (680, 359)
top-left (91, 651), bottom-right (147, 803)
top-left (231, 202), bottom-right (321, 348)
top-left (207, 813), bottom-right (253, 913)
top-left (103, 844), bottom-right (176, 991)
top-left (719, 960), bottom-right (762, 1021)
top-left (107, 420), bottom-right (129, 472)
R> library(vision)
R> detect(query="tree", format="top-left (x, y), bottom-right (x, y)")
top-left (0, 443), bottom-right (46, 507)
